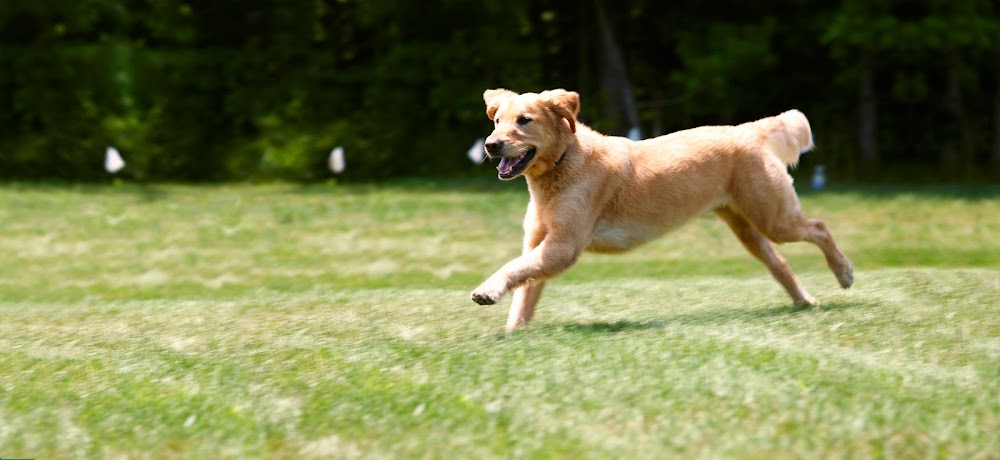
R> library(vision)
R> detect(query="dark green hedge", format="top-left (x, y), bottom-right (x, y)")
top-left (1, 1), bottom-right (998, 182)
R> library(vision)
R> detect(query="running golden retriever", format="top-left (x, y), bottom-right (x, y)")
top-left (471, 89), bottom-right (854, 332)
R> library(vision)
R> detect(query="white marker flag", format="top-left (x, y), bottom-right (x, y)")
top-left (105, 146), bottom-right (125, 174)
top-left (467, 138), bottom-right (485, 163)
top-left (329, 146), bottom-right (345, 174)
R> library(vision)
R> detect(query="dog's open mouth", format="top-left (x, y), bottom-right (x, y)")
top-left (497, 148), bottom-right (536, 180)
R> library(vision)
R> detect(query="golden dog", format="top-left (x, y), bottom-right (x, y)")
top-left (470, 89), bottom-right (854, 332)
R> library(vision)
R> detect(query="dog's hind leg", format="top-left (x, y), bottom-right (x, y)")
top-left (736, 206), bottom-right (854, 290)
top-left (797, 218), bottom-right (853, 289)
top-left (715, 207), bottom-right (817, 305)
top-left (759, 215), bottom-right (854, 290)
top-left (507, 281), bottom-right (546, 332)
top-left (730, 160), bottom-right (854, 290)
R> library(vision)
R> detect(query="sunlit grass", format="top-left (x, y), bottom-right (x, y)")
top-left (0, 181), bottom-right (997, 458)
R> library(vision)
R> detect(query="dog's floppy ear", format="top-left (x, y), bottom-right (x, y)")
top-left (541, 89), bottom-right (580, 134)
top-left (484, 88), bottom-right (517, 120)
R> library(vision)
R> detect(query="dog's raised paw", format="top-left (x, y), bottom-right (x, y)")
top-left (471, 291), bottom-right (498, 305)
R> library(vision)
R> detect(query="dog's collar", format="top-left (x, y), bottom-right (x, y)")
top-left (554, 146), bottom-right (570, 166)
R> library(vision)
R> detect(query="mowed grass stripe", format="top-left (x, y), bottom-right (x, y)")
top-left (2, 267), bottom-right (997, 457)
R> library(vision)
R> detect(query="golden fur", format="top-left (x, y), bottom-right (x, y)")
top-left (471, 89), bottom-right (854, 332)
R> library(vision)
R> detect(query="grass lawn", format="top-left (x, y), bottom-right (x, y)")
top-left (1, 180), bottom-right (998, 458)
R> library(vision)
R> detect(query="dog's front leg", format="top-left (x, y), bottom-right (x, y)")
top-left (507, 281), bottom-right (545, 332)
top-left (505, 213), bottom-right (547, 331)
top-left (470, 237), bottom-right (581, 307)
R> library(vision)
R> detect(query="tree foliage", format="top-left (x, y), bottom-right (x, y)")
top-left (1, 0), bottom-right (998, 181)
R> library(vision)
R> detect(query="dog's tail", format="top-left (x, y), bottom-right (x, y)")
top-left (761, 109), bottom-right (814, 168)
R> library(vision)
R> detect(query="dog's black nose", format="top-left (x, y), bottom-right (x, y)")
top-left (484, 138), bottom-right (504, 155)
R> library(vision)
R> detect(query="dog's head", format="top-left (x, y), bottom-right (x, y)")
top-left (482, 88), bottom-right (580, 180)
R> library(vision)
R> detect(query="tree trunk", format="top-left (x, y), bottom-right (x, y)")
top-left (994, 68), bottom-right (1000, 171)
top-left (942, 65), bottom-right (961, 171)
top-left (943, 61), bottom-right (974, 178)
top-left (577, 6), bottom-right (591, 100)
top-left (858, 58), bottom-right (878, 167)
top-left (594, 0), bottom-right (640, 137)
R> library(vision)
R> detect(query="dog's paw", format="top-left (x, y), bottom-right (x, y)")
top-left (837, 263), bottom-right (854, 289)
top-left (470, 290), bottom-right (499, 305)
top-left (471, 278), bottom-right (507, 305)
top-left (794, 294), bottom-right (818, 307)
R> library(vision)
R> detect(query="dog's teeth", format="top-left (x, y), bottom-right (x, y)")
top-left (497, 155), bottom-right (522, 174)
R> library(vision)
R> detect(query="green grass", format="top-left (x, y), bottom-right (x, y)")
top-left (1, 181), bottom-right (998, 459)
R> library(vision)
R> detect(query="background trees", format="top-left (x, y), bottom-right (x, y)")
top-left (1, 0), bottom-right (998, 182)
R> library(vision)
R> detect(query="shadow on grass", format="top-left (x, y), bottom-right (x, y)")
top-left (543, 320), bottom-right (670, 334)
top-left (665, 299), bottom-right (873, 326)
top-left (531, 299), bottom-right (878, 335)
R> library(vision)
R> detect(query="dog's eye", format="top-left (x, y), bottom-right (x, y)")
top-left (516, 115), bottom-right (532, 125)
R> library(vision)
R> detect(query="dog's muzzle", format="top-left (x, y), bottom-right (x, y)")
top-left (484, 138), bottom-right (504, 157)
top-left (497, 148), bottom-right (536, 180)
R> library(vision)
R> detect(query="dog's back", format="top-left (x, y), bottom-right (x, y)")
top-left (635, 110), bottom-right (813, 170)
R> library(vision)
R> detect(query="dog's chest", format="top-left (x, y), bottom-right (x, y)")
top-left (587, 219), bottom-right (660, 253)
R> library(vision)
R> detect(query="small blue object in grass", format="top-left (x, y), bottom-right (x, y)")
top-left (811, 164), bottom-right (826, 190)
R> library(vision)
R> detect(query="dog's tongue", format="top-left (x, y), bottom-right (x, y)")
top-left (497, 156), bottom-right (519, 175)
